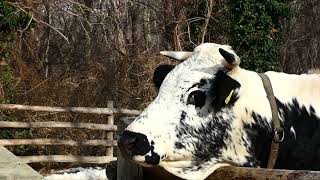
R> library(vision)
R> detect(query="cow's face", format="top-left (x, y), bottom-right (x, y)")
top-left (118, 43), bottom-right (252, 179)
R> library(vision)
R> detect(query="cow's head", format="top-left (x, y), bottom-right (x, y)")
top-left (118, 43), bottom-right (270, 179)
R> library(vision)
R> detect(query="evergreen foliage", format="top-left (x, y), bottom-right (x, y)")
top-left (0, 0), bottom-right (34, 32)
top-left (227, 0), bottom-right (291, 72)
top-left (0, 0), bottom-right (34, 143)
top-left (187, 0), bottom-right (291, 72)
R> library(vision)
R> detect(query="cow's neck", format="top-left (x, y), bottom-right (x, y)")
top-left (233, 69), bottom-right (320, 170)
top-left (265, 71), bottom-right (320, 170)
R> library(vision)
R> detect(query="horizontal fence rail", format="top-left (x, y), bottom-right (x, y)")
top-left (19, 155), bottom-right (117, 164)
top-left (0, 104), bottom-right (141, 116)
top-left (0, 102), bottom-right (140, 164)
top-left (0, 139), bottom-right (117, 146)
top-left (0, 121), bottom-right (117, 131)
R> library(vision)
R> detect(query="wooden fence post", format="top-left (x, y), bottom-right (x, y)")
top-left (117, 117), bottom-right (143, 180)
top-left (107, 101), bottom-right (114, 157)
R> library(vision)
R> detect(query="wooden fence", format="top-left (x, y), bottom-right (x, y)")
top-left (0, 102), bottom-right (140, 164)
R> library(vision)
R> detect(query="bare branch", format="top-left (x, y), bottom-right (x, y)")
top-left (8, 1), bottom-right (69, 44)
top-left (19, 13), bottom-right (33, 35)
top-left (37, 20), bottom-right (69, 44)
top-left (201, 0), bottom-right (214, 44)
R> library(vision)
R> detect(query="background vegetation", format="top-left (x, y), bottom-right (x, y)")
top-left (0, 0), bottom-right (318, 173)
top-left (0, 0), bottom-right (35, 156)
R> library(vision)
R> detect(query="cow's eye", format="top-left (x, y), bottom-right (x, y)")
top-left (187, 90), bottom-right (206, 108)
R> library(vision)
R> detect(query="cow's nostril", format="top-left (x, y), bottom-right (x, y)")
top-left (118, 130), bottom-right (157, 163)
top-left (121, 136), bottom-right (137, 149)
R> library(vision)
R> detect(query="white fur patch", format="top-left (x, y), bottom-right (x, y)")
top-left (266, 71), bottom-right (320, 117)
top-left (290, 126), bottom-right (296, 140)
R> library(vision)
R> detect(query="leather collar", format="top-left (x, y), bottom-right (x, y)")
top-left (258, 73), bottom-right (284, 169)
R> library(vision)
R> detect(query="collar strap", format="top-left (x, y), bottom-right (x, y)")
top-left (258, 73), bottom-right (284, 169)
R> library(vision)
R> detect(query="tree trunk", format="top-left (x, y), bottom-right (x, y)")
top-left (129, 1), bottom-right (145, 57)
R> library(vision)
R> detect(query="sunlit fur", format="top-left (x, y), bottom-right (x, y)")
top-left (125, 43), bottom-right (320, 180)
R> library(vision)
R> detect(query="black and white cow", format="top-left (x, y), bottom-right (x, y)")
top-left (118, 43), bottom-right (320, 180)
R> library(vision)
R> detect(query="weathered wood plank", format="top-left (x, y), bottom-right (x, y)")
top-left (143, 166), bottom-right (180, 180)
top-left (118, 150), bottom-right (144, 180)
top-left (117, 117), bottom-right (143, 180)
top-left (0, 139), bottom-right (117, 146)
top-left (0, 121), bottom-right (117, 131)
top-left (207, 166), bottom-right (320, 180)
top-left (0, 146), bottom-right (43, 179)
top-left (133, 165), bottom-right (320, 180)
top-left (106, 101), bottom-right (115, 156)
top-left (19, 155), bottom-right (117, 164)
top-left (0, 104), bottom-right (141, 115)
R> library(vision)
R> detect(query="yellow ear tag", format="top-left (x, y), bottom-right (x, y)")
top-left (225, 89), bottom-right (234, 105)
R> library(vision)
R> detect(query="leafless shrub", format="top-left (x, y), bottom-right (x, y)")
top-left (280, 0), bottom-right (320, 74)
top-left (5, 0), bottom-right (184, 173)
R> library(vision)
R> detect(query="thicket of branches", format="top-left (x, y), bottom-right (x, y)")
top-left (2, 0), bottom-right (219, 172)
top-left (0, 0), bottom-right (318, 173)
top-left (280, 0), bottom-right (320, 73)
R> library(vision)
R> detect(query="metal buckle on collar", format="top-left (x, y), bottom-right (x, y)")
top-left (273, 128), bottom-right (284, 143)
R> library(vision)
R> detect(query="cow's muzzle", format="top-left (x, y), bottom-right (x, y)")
top-left (118, 130), bottom-right (160, 165)
top-left (118, 131), bottom-right (137, 159)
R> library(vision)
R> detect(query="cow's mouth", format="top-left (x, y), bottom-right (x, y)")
top-left (118, 130), bottom-right (161, 165)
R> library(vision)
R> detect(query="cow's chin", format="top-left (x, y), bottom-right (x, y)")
top-left (132, 155), bottom-right (154, 167)
top-left (159, 160), bottom-right (232, 180)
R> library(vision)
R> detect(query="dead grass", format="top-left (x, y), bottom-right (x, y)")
top-left (6, 41), bottom-right (176, 173)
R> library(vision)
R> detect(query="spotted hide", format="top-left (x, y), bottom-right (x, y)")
top-left (118, 43), bottom-right (320, 180)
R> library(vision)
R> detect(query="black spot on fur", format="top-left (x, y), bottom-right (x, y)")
top-left (210, 70), bottom-right (240, 111)
top-left (275, 98), bottom-right (320, 170)
top-left (243, 112), bottom-right (272, 168)
top-left (175, 108), bottom-right (234, 170)
top-left (145, 150), bottom-right (160, 165)
top-left (161, 155), bottom-right (166, 159)
top-left (186, 79), bottom-right (207, 92)
top-left (244, 98), bottom-right (320, 170)
top-left (146, 140), bottom-right (160, 165)
top-left (180, 111), bottom-right (186, 123)
top-left (153, 64), bottom-right (175, 90)
top-left (175, 142), bottom-right (185, 149)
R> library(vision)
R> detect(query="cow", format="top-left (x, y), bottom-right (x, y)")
top-left (118, 43), bottom-right (320, 180)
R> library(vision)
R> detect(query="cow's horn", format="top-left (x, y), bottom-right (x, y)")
top-left (218, 48), bottom-right (240, 68)
top-left (160, 51), bottom-right (193, 61)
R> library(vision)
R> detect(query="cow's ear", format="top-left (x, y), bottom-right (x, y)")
top-left (153, 64), bottom-right (175, 90)
top-left (210, 70), bottom-right (241, 110)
